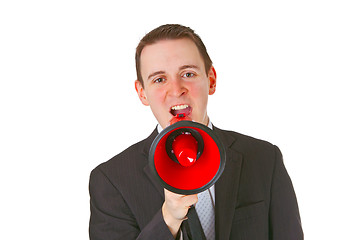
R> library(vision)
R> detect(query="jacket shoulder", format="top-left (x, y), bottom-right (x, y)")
top-left (215, 127), bottom-right (276, 152)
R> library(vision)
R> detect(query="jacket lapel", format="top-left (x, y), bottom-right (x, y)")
top-left (144, 164), bottom-right (165, 198)
top-left (142, 128), bottom-right (165, 198)
top-left (214, 127), bottom-right (243, 240)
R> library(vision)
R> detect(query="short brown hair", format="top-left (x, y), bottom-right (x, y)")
top-left (135, 24), bottom-right (213, 86)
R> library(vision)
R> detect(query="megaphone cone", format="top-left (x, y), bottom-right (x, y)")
top-left (149, 120), bottom-right (226, 195)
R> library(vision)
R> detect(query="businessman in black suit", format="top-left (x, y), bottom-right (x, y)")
top-left (89, 24), bottom-right (303, 239)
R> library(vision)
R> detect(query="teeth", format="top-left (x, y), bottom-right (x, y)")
top-left (171, 104), bottom-right (189, 110)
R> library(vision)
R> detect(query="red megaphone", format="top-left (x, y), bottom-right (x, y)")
top-left (149, 114), bottom-right (226, 195)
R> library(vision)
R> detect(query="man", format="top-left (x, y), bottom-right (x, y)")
top-left (89, 24), bottom-right (303, 239)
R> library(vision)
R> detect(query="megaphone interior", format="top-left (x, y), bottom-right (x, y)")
top-left (149, 120), bottom-right (226, 195)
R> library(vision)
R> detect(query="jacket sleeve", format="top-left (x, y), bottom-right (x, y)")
top-left (269, 146), bottom-right (304, 239)
top-left (89, 167), bottom-right (175, 240)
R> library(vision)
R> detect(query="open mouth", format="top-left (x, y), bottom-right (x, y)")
top-left (170, 104), bottom-right (192, 117)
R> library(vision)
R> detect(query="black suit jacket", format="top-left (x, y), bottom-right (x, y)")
top-left (89, 126), bottom-right (303, 239)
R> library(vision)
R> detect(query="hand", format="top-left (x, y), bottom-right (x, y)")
top-left (162, 189), bottom-right (198, 237)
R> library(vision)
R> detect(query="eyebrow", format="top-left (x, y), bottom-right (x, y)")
top-left (179, 64), bottom-right (200, 71)
top-left (147, 71), bottom-right (166, 81)
top-left (147, 65), bottom-right (200, 81)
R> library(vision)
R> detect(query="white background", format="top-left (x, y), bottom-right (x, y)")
top-left (1, 0), bottom-right (359, 239)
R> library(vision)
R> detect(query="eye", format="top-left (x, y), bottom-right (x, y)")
top-left (153, 77), bottom-right (165, 83)
top-left (182, 72), bottom-right (195, 78)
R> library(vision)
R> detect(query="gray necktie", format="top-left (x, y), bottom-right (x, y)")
top-left (195, 189), bottom-right (215, 240)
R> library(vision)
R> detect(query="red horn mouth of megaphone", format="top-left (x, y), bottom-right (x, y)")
top-left (149, 119), bottom-right (226, 195)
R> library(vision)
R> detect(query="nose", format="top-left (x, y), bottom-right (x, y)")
top-left (168, 78), bottom-right (187, 97)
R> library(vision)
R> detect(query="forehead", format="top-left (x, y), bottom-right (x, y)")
top-left (140, 38), bottom-right (205, 77)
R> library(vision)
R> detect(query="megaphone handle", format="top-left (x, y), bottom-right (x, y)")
top-left (186, 206), bottom-right (206, 239)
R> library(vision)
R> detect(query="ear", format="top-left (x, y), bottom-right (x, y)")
top-left (135, 80), bottom-right (149, 106)
top-left (208, 66), bottom-right (217, 95)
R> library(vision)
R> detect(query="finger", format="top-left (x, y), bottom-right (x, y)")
top-left (182, 194), bottom-right (198, 207)
top-left (164, 188), bottom-right (186, 198)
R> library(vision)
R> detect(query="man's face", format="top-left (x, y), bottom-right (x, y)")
top-left (135, 38), bottom-right (216, 129)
